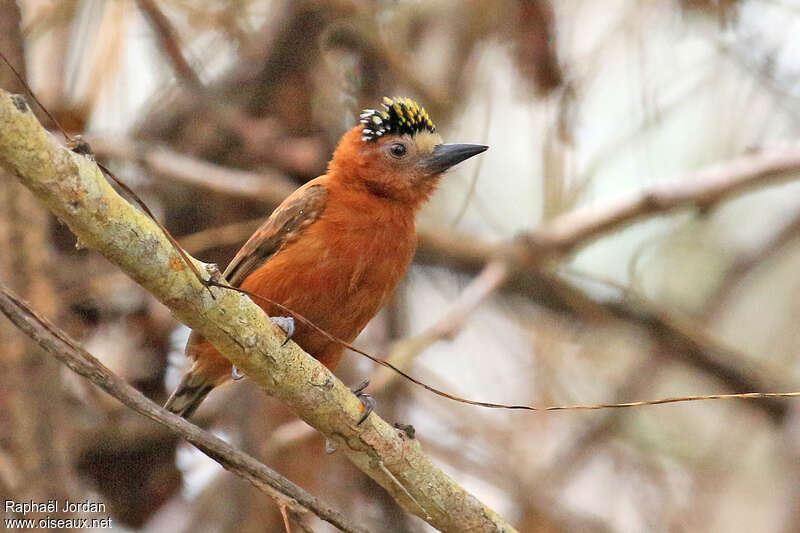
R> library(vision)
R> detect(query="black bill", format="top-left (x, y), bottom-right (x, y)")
top-left (421, 143), bottom-right (488, 175)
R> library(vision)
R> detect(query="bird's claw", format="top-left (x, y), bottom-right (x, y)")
top-left (234, 318), bottom-right (293, 378)
top-left (201, 264), bottom-right (222, 300)
top-left (204, 263), bottom-right (223, 284)
top-left (68, 135), bottom-right (94, 158)
top-left (351, 379), bottom-right (375, 425)
top-left (393, 422), bottom-right (416, 439)
top-left (270, 316), bottom-right (295, 346)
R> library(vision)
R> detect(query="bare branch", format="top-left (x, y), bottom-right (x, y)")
top-left (527, 143), bottom-right (800, 254)
top-left (0, 89), bottom-right (516, 532)
top-left (0, 284), bottom-right (368, 533)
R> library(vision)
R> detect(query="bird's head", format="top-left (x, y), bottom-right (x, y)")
top-left (328, 97), bottom-right (488, 208)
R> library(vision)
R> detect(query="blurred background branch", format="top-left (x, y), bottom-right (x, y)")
top-left (0, 283), bottom-right (370, 533)
top-left (0, 86), bottom-right (515, 532)
top-left (3, 0), bottom-right (800, 531)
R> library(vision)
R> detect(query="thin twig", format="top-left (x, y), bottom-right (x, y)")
top-left (703, 208), bottom-right (800, 320)
top-left (279, 504), bottom-right (292, 533)
top-left (0, 284), bottom-right (370, 533)
top-left (135, 0), bottom-right (203, 87)
top-left (543, 392), bottom-right (800, 410)
top-left (371, 260), bottom-right (509, 391)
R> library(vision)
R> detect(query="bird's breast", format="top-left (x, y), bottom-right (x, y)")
top-left (307, 209), bottom-right (416, 302)
top-left (239, 203), bottom-right (416, 346)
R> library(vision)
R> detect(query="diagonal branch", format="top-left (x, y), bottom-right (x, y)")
top-left (135, 0), bottom-right (202, 87)
top-left (702, 208), bottom-right (800, 320)
top-left (0, 89), bottom-right (515, 532)
top-left (0, 284), bottom-right (368, 533)
top-left (525, 142), bottom-right (800, 255)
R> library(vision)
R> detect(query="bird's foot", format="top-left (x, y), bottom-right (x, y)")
top-left (351, 379), bottom-right (375, 425)
top-left (200, 264), bottom-right (223, 300)
top-left (233, 316), bottom-right (293, 380)
top-left (204, 263), bottom-right (223, 284)
top-left (270, 316), bottom-right (295, 346)
top-left (393, 422), bottom-right (416, 439)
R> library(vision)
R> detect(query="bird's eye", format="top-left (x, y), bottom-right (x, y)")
top-left (389, 143), bottom-right (407, 158)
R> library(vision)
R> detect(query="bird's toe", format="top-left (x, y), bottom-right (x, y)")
top-left (350, 379), bottom-right (375, 425)
top-left (270, 316), bottom-right (295, 346)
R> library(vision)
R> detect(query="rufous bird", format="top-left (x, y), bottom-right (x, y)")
top-left (164, 97), bottom-right (487, 419)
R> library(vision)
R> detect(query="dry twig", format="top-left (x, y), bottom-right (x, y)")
top-left (135, 0), bottom-right (202, 87)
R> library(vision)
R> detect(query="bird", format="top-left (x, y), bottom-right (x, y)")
top-left (164, 96), bottom-right (488, 420)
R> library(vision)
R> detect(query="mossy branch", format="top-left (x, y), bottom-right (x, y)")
top-left (0, 89), bottom-right (516, 533)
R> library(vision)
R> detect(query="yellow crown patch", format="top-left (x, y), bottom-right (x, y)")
top-left (359, 96), bottom-right (436, 142)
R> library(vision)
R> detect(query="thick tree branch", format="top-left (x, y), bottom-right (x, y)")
top-left (0, 284), bottom-right (367, 533)
top-left (0, 89), bottom-right (515, 532)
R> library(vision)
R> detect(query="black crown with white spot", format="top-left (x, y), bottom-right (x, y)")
top-left (359, 96), bottom-right (436, 142)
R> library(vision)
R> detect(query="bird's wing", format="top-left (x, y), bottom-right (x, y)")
top-left (223, 180), bottom-right (329, 286)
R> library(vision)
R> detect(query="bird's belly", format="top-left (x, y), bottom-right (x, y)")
top-left (238, 231), bottom-right (414, 368)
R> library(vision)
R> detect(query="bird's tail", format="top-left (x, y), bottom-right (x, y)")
top-left (164, 370), bottom-right (215, 419)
